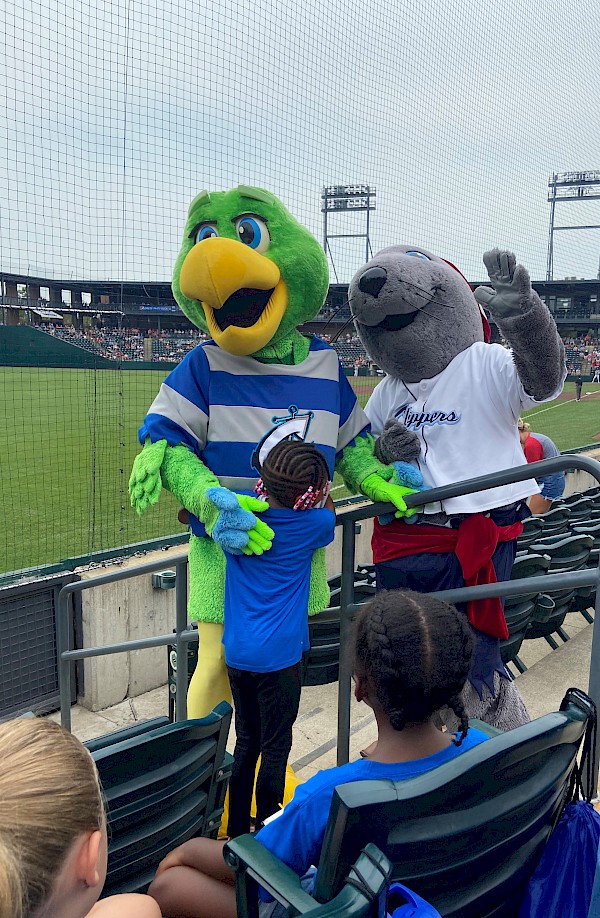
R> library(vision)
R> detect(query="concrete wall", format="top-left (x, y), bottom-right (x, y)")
top-left (77, 549), bottom-right (185, 710)
top-left (564, 447), bottom-right (600, 497)
top-left (0, 325), bottom-right (113, 368)
top-left (326, 509), bottom-right (373, 577)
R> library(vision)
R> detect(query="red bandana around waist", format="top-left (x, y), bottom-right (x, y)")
top-left (372, 515), bottom-right (524, 640)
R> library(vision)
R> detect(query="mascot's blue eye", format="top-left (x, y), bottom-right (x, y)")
top-left (235, 215), bottom-right (270, 253)
top-left (195, 225), bottom-right (218, 243)
top-left (406, 251), bottom-right (430, 261)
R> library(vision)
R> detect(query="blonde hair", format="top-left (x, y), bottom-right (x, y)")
top-left (517, 418), bottom-right (531, 432)
top-left (0, 719), bottom-right (103, 918)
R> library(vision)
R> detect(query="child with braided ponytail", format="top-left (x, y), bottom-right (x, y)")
top-left (148, 589), bottom-right (489, 918)
top-left (221, 439), bottom-right (336, 839)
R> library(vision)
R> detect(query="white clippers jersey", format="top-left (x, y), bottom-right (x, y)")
top-left (365, 342), bottom-right (565, 516)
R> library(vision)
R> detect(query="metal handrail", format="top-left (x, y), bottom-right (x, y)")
top-left (56, 454), bottom-right (600, 777)
top-left (57, 555), bottom-right (190, 730)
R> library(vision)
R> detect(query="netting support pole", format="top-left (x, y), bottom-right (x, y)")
top-left (57, 589), bottom-right (73, 733)
top-left (337, 517), bottom-right (356, 766)
top-left (587, 556), bottom-right (600, 790)
top-left (174, 560), bottom-right (189, 722)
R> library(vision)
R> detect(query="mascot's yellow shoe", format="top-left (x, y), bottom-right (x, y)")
top-left (218, 762), bottom-right (299, 839)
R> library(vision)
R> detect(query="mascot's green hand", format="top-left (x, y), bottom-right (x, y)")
top-left (237, 494), bottom-right (275, 556)
top-left (474, 249), bottom-right (532, 320)
top-left (129, 439), bottom-right (168, 515)
top-left (361, 473), bottom-right (418, 518)
top-left (204, 487), bottom-right (274, 556)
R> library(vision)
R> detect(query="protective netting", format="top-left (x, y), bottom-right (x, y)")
top-left (0, 365), bottom-right (180, 572)
top-left (1, 0), bottom-right (600, 572)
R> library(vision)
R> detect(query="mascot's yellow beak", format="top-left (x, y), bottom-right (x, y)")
top-left (179, 237), bottom-right (288, 356)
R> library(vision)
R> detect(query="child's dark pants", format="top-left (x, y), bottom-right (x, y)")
top-left (226, 661), bottom-right (302, 838)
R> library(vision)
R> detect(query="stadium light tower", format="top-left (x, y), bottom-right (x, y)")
top-left (321, 185), bottom-right (376, 279)
top-left (547, 170), bottom-right (600, 280)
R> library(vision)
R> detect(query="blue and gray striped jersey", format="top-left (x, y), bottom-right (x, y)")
top-left (139, 336), bottom-right (369, 492)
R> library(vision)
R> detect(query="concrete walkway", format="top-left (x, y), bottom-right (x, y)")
top-left (50, 609), bottom-right (595, 785)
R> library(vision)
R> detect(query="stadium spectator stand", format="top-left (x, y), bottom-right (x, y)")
top-left (30, 323), bottom-right (600, 373)
top-left (35, 324), bottom-right (370, 367)
top-left (558, 335), bottom-right (600, 374)
top-left (38, 324), bottom-right (208, 362)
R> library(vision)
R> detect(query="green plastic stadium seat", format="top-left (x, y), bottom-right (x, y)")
top-left (501, 553), bottom-right (551, 670)
top-left (507, 552), bottom-right (550, 602)
top-left (572, 519), bottom-right (600, 538)
top-left (569, 585), bottom-right (595, 622)
top-left (559, 496), bottom-right (595, 520)
top-left (536, 504), bottom-right (571, 537)
top-left (302, 573), bottom-right (375, 687)
top-left (84, 716), bottom-right (170, 753)
top-left (328, 578), bottom-right (376, 608)
top-left (500, 598), bottom-right (536, 671)
top-left (560, 492), bottom-right (583, 506)
top-left (525, 533), bottom-right (593, 642)
top-left (528, 533), bottom-right (593, 570)
top-left (302, 611), bottom-right (342, 687)
top-left (225, 691), bottom-right (593, 918)
top-left (516, 516), bottom-right (544, 550)
top-left (95, 701), bottom-right (233, 897)
top-left (572, 520), bottom-right (600, 583)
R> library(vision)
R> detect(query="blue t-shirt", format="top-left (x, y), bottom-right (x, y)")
top-left (222, 506), bottom-right (336, 672)
top-left (255, 727), bottom-right (489, 891)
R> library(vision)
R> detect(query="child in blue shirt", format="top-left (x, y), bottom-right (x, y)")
top-left (222, 440), bottom-right (336, 839)
top-left (149, 589), bottom-right (489, 918)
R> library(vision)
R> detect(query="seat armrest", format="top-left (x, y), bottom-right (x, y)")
top-left (225, 835), bottom-right (316, 915)
top-left (469, 718), bottom-right (502, 738)
top-left (225, 837), bottom-right (391, 918)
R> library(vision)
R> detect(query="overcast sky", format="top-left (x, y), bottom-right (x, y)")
top-left (1, 0), bottom-right (600, 285)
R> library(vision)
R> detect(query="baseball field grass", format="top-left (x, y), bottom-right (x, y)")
top-left (1, 368), bottom-right (598, 574)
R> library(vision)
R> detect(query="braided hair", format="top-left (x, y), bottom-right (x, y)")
top-left (260, 440), bottom-right (330, 509)
top-left (353, 590), bottom-right (474, 745)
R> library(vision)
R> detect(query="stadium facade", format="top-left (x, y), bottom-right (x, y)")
top-left (1, 273), bottom-right (599, 339)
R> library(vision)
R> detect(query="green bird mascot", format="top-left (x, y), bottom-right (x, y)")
top-left (130, 185), bottom-right (416, 717)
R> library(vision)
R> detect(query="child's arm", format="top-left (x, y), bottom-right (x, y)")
top-left (310, 508), bottom-right (336, 549)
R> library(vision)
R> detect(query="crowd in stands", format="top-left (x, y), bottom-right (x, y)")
top-left (36, 324), bottom-right (371, 369)
top-left (561, 335), bottom-right (600, 374)
top-left (496, 333), bottom-right (600, 376)
top-left (316, 302), bottom-right (352, 321)
top-left (38, 324), bottom-right (208, 362)
top-left (34, 323), bottom-right (600, 375)
top-left (320, 331), bottom-right (371, 370)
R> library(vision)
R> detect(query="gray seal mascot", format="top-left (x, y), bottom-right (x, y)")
top-left (345, 246), bottom-right (566, 730)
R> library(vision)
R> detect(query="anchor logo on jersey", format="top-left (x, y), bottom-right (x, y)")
top-left (251, 405), bottom-right (314, 472)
